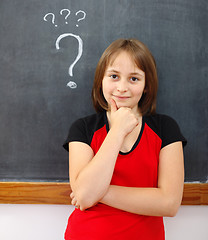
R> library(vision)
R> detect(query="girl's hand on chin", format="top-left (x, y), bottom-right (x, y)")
top-left (109, 99), bottom-right (139, 137)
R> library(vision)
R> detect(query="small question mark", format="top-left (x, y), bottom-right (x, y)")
top-left (60, 9), bottom-right (71, 24)
top-left (43, 13), bottom-right (57, 27)
top-left (75, 10), bottom-right (86, 27)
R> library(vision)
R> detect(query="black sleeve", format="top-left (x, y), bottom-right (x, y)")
top-left (161, 115), bottom-right (187, 149)
top-left (63, 118), bottom-right (89, 152)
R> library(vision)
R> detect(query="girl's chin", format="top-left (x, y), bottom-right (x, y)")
top-left (117, 105), bottom-right (128, 109)
top-left (116, 102), bottom-right (131, 109)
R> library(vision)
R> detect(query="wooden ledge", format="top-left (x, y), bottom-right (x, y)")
top-left (0, 182), bottom-right (71, 205)
top-left (182, 183), bottom-right (208, 205)
top-left (0, 182), bottom-right (207, 205)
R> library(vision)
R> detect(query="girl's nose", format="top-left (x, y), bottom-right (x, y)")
top-left (117, 80), bottom-right (128, 92)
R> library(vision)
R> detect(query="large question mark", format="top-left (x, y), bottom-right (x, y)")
top-left (75, 10), bottom-right (86, 27)
top-left (43, 13), bottom-right (57, 27)
top-left (55, 33), bottom-right (83, 89)
top-left (60, 9), bottom-right (71, 24)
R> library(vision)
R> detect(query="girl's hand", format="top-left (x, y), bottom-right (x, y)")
top-left (70, 191), bottom-right (97, 211)
top-left (70, 191), bottom-right (80, 210)
top-left (109, 99), bottom-right (139, 137)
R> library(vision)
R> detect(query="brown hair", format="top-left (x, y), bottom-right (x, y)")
top-left (91, 38), bottom-right (158, 115)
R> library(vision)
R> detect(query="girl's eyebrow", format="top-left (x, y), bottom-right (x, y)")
top-left (106, 69), bottom-right (119, 73)
top-left (106, 69), bottom-right (144, 77)
top-left (130, 72), bottom-right (145, 77)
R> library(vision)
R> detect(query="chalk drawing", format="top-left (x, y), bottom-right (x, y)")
top-left (76, 10), bottom-right (86, 27)
top-left (43, 13), bottom-right (57, 27)
top-left (43, 9), bottom-right (87, 28)
top-left (55, 33), bottom-right (83, 89)
top-left (60, 9), bottom-right (71, 24)
top-left (43, 9), bottom-right (86, 89)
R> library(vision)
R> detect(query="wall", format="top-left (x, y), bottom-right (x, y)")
top-left (0, 205), bottom-right (207, 240)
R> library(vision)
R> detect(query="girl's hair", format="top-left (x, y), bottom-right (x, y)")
top-left (91, 38), bottom-right (158, 115)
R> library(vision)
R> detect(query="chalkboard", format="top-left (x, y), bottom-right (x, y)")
top-left (0, 0), bottom-right (207, 183)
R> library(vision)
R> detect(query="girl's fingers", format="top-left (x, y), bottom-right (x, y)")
top-left (110, 98), bottom-right (118, 112)
top-left (71, 197), bottom-right (76, 206)
top-left (70, 191), bottom-right (74, 199)
top-left (70, 192), bottom-right (80, 209)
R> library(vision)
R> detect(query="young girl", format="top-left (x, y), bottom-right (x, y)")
top-left (63, 38), bottom-right (187, 240)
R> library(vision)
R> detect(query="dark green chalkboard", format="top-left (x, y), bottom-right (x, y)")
top-left (0, 0), bottom-right (207, 182)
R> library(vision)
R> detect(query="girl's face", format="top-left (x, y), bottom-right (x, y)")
top-left (102, 51), bottom-right (145, 115)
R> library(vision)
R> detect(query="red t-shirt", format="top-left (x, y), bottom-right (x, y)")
top-left (63, 112), bottom-right (186, 240)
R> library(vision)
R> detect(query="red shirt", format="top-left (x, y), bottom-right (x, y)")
top-left (63, 112), bottom-right (186, 240)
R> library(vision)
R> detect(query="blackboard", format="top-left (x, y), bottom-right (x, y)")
top-left (0, 0), bottom-right (207, 183)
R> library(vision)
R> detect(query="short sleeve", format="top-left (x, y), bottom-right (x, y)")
top-left (161, 115), bottom-right (187, 149)
top-left (63, 118), bottom-right (89, 151)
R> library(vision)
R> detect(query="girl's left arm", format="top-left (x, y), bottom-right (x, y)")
top-left (100, 141), bottom-right (184, 217)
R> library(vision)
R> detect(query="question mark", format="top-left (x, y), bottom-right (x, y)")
top-left (43, 13), bottom-right (57, 27)
top-left (75, 10), bottom-right (86, 27)
top-left (55, 33), bottom-right (83, 89)
top-left (60, 9), bottom-right (71, 24)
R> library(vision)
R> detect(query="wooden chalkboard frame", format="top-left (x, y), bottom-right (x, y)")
top-left (0, 182), bottom-right (207, 205)
top-left (0, 1), bottom-right (207, 205)
top-left (1, 0), bottom-right (207, 190)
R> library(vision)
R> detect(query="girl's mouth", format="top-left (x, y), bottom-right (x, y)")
top-left (113, 95), bottom-right (130, 100)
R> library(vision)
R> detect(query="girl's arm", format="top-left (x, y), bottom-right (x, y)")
top-left (100, 141), bottom-right (184, 217)
top-left (69, 101), bottom-right (139, 211)
top-left (69, 129), bottom-right (122, 211)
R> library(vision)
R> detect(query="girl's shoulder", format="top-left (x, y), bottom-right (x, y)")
top-left (144, 113), bottom-right (178, 127)
top-left (63, 112), bottom-right (107, 151)
top-left (143, 113), bottom-right (187, 148)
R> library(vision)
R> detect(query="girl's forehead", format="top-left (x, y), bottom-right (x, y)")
top-left (108, 50), bottom-right (129, 65)
top-left (107, 50), bottom-right (142, 70)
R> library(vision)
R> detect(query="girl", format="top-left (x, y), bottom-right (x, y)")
top-left (63, 38), bottom-right (187, 240)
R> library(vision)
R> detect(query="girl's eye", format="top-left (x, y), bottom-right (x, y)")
top-left (130, 77), bottom-right (139, 82)
top-left (110, 74), bottom-right (118, 79)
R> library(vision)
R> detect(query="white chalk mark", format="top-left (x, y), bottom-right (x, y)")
top-left (55, 33), bottom-right (83, 89)
top-left (67, 81), bottom-right (77, 89)
top-left (75, 10), bottom-right (86, 27)
top-left (55, 33), bottom-right (83, 77)
top-left (60, 9), bottom-right (71, 24)
top-left (43, 13), bottom-right (57, 27)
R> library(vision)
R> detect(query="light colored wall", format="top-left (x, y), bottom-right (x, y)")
top-left (0, 204), bottom-right (207, 240)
